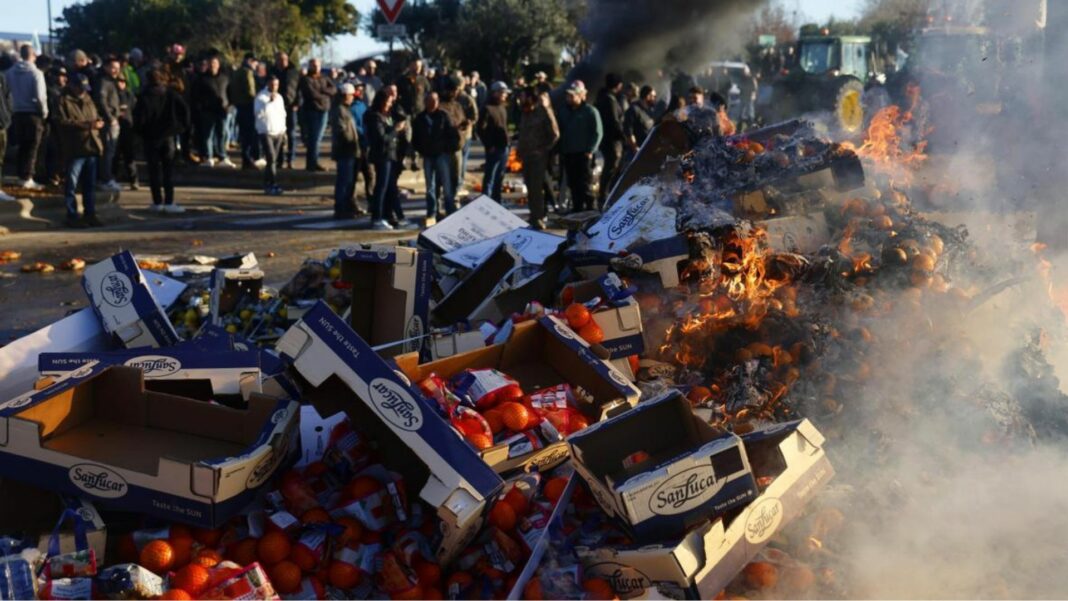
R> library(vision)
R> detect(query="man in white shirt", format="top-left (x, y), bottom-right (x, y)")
top-left (255, 75), bottom-right (287, 195)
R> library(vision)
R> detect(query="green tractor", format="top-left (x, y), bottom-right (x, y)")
top-left (759, 34), bottom-right (879, 135)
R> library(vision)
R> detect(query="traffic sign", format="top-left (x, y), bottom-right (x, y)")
top-left (376, 0), bottom-right (406, 24)
top-left (377, 23), bottom-right (407, 39)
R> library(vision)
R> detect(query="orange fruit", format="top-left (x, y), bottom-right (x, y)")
top-left (270, 560), bottom-right (303, 594)
top-left (466, 432), bottom-right (494, 450)
top-left (328, 560), bottom-right (361, 589)
top-left (564, 303), bottom-right (592, 329)
top-left (305, 461), bottom-right (329, 478)
top-left (157, 590), bottom-right (193, 600)
top-left (336, 517), bottom-right (363, 547)
top-left (207, 566), bottom-right (242, 588)
top-left (503, 486), bottom-right (529, 516)
top-left (304, 576), bottom-right (326, 600)
top-left (744, 561), bottom-right (778, 589)
top-left (499, 402), bottom-right (530, 432)
top-left (583, 578), bottom-right (615, 600)
top-left (423, 586), bottom-right (444, 600)
top-left (578, 322), bottom-right (605, 345)
top-left (392, 585), bottom-right (424, 600)
top-left (192, 527), bottom-right (223, 547)
top-left (229, 538), bottom-right (258, 566)
top-left (414, 559), bottom-right (442, 586)
top-left (524, 578), bottom-right (543, 600)
top-left (257, 531), bottom-right (292, 566)
top-left (140, 540), bottom-right (175, 574)
top-left (169, 536), bottom-right (194, 569)
top-left (290, 543), bottom-right (318, 572)
top-left (627, 355), bottom-right (640, 375)
top-left (687, 385), bottom-right (712, 404)
top-left (488, 502), bottom-right (517, 531)
top-left (483, 409), bottom-right (504, 434)
top-left (301, 507), bottom-right (332, 525)
top-left (171, 564), bottom-right (211, 597)
top-left (193, 548), bottom-right (223, 569)
top-left (345, 476), bottom-right (381, 500)
top-left (543, 477), bottom-right (568, 504)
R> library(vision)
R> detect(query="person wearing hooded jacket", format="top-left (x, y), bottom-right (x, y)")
top-left (6, 45), bottom-right (48, 190)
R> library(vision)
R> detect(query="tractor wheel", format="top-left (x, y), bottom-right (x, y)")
top-left (834, 79), bottom-right (865, 134)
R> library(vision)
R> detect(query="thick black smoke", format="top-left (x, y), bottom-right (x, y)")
top-left (569, 0), bottom-right (767, 88)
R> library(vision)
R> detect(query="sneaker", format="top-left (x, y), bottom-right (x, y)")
top-left (218, 158), bottom-right (237, 168)
top-left (371, 220), bottom-right (394, 231)
top-left (149, 204), bottom-right (165, 213)
top-left (424, 216), bottom-right (437, 227)
top-left (394, 219), bottom-right (420, 231)
top-left (83, 214), bottom-right (104, 227)
top-left (0, 190), bottom-right (16, 201)
top-left (254, 158), bottom-right (267, 169)
top-left (202, 158), bottom-right (217, 167)
top-left (308, 164), bottom-right (327, 172)
top-left (272, 185), bottom-right (284, 195)
top-left (529, 219), bottom-right (547, 231)
top-left (130, 181), bottom-right (141, 191)
top-left (163, 203), bottom-right (186, 214)
top-left (19, 179), bottom-right (44, 191)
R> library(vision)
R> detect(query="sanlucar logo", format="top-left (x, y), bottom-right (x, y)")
top-left (404, 315), bottom-right (425, 353)
top-left (606, 196), bottom-right (654, 241)
top-left (744, 497), bottom-right (784, 544)
top-left (553, 322), bottom-right (576, 340)
top-left (68, 464), bottom-right (128, 499)
top-left (124, 355), bottom-right (182, 377)
top-left (608, 368), bottom-right (630, 387)
top-left (649, 466), bottom-right (723, 515)
top-left (369, 377), bottom-right (423, 431)
top-left (589, 562), bottom-right (652, 597)
top-left (100, 271), bottom-right (134, 307)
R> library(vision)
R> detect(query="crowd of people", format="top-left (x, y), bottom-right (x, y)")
top-left (1, 42), bottom-right (742, 230)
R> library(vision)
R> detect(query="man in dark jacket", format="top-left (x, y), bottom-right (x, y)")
top-left (56, 74), bottom-right (105, 227)
top-left (6, 45), bottom-right (48, 191)
top-left (192, 56), bottom-right (233, 167)
top-left (558, 80), bottom-right (602, 213)
top-left (595, 72), bottom-right (625, 207)
top-left (477, 81), bottom-right (511, 201)
top-left (230, 53), bottom-right (260, 169)
top-left (271, 51), bottom-right (301, 169)
top-left (115, 75), bottom-right (139, 190)
top-left (412, 91), bottom-right (460, 223)
top-left (517, 87), bottom-right (559, 230)
top-left (366, 91), bottom-right (408, 230)
top-left (0, 68), bottom-right (14, 201)
top-left (624, 85), bottom-right (657, 159)
top-left (134, 69), bottom-right (190, 213)
top-left (93, 58), bottom-right (122, 191)
top-left (298, 58), bottom-right (336, 171)
top-left (396, 59), bottom-right (430, 124)
top-left (332, 83), bottom-right (360, 219)
top-left (44, 66), bottom-right (67, 186)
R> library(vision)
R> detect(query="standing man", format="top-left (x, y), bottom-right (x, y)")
top-left (115, 74), bottom-right (139, 190)
top-left (517, 88), bottom-right (559, 230)
top-left (56, 74), bottom-right (104, 227)
top-left (93, 58), bottom-right (122, 192)
top-left (123, 49), bottom-right (144, 95)
top-left (349, 82), bottom-right (372, 207)
top-left (331, 83), bottom-right (360, 219)
top-left (230, 53), bottom-right (260, 170)
top-left (477, 81), bottom-right (510, 202)
top-left (43, 66), bottom-right (67, 187)
top-left (359, 59), bottom-right (383, 105)
top-left (255, 75), bottom-right (287, 196)
top-left (298, 58), bottom-right (336, 172)
top-left (438, 77), bottom-right (473, 201)
top-left (456, 74), bottom-right (479, 192)
top-left (271, 51), bottom-right (301, 170)
top-left (6, 44), bottom-right (48, 191)
top-left (192, 55), bottom-right (233, 168)
top-left (595, 73), bottom-right (625, 208)
top-left (135, 69), bottom-right (191, 213)
top-left (624, 85), bottom-right (657, 160)
top-left (412, 91), bottom-right (460, 225)
top-left (395, 58), bottom-right (430, 121)
top-left (0, 67), bottom-right (14, 200)
top-left (468, 70), bottom-right (488, 113)
top-left (558, 80), bottom-right (601, 214)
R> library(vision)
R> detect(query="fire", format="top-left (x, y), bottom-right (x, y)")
top-left (506, 148), bottom-right (523, 173)
top-left (842, 86), bottom-right (929, 184)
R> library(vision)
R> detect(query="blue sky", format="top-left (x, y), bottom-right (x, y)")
top-left (7, 0), bottom-right (865, 63)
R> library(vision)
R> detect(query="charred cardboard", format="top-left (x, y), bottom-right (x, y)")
top-left (568, 391), bottom-right (756, 544)
top-left (575, 419), bottom-right (835, 599)
top-left (396, 317), bottom-right (641, 474)
top-left (758, 213), bottom-right (831, 254)
top-left (0, 480), bottom-right (107, 562)
top-left (442, 229), bottom-right (566, 270)
top-left (209, 268), bottom-right (265, 326)
top-left (338, 245), bottom-right (432, 359)
top-left (275, 301), bottom-right (503, 563)
top-left (0, 274), bottom-right (185, 407)
top-left (0, 363), bottom-right (297, 527)
top-left (419, 195), bottom-right (530, 254)
top-left (82, 251), bottom-right (182, 349)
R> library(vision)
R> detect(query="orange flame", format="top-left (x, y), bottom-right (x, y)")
top-left (841, 86), bottom-right (929, 184)
top-left (507, 148), bottom-right (523, 173)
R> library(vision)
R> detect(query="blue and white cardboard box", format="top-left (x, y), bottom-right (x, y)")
top-left (568, 274), bottom-right (645, 362)
top-left (442, 228), bottom-right (565, 270)
top-left (568, 390), bottom-right (757, 545)
top-left (209, 268), bottom-right (265, 326)
top-left (275, 301), bottom-right (504, 563)
top-left (566, 184), bottom-right (689, 288)
top-left (574, 419), bottom-right (835, 599)
top-left (82, 251), bottom-right (182, 348)
top-left (338, 244), bottom-right (432, 359)
top-left (0, 361), bottom-right (298, 528)
top-left (418, 194), bottom-right (530, 254)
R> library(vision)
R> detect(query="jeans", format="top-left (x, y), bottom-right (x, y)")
top-left (197, 112), bottom-right (227, 161)
top-left (563, 152), bottom-right (595, 212)
top-left (460, 137), bottom-right (472, 186)
top-left (482, 145), bottom-right (508, 201)
top-left (283, 105), bottom-right (298, 166)
top-left (65, 156), bottom-right (97, 218)
top-left (423, 153), bottom-right (454, 217)
top-left (302, 109), bottom-right (328, 168)
top-left (236, 103), bottom-right (259, 165)
top-left (261, 134), bottom-right (284, 187)
top-left (598, 140), bottom-right (623, 207)
top-left (334, 156), bottom-right (357, 216)
top-left (144, 138), bottom-right (176, 206)
top-left (447, 150), bottom-right (462, 199)
top-left (522, 152), bottom-right (550, 224)
top-left (12, 113), bottom-right (45, 181)
top-left (100, 122), bottom-right (119, 183)
top-left (370, 158), bottom-right (400, 222)
top-left (223, 108), bottom-right (236, 148)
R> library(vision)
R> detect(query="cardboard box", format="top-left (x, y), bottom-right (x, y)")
top-left (433, 244), bottom-right (522, 326)
top-left (568, 391), bottom-right (757, 544)
top-left (428, 330), bottom-right (487, 360)
top-left (506, 472), bottom-right (579, 600)
top-left (0, 362), bottom-right (298, 527)
top-left (567, 275), bottom-right (645, 360)
top-left (38, 347), bottom-right (263, 407)
top-left (0, 479), bottom-right (107, 562)
top-left (442, 229), bottom-right (565, 270)
top-left (82, 251), bottom-right (182, 348)
top-left (418, 195), bottom-right (529, 254)
top-left (575, 419), bottom-right (835, 599)
top-left (275, 301), bottom-right (503, 563)
top-left (396, 316), bottom-right (641, 474)
top-left (209, 268), bottom-right (265, 326)
top-left (758, 213), bottom-right (830, 254)
top-left (337, 245), bottom-right (432, 358)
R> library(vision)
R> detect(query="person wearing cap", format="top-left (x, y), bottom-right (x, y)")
top-left (413, 90), bottom-right (460, 225)
top-left (6, 44), bottom-right (48, 191)
top-left (595, 72), bottom-right (626, 208)
top-left (331, 82), bottom-right (362, 218)
top-left (56, 73), bottom-right (105, 227)
top-left (134, 69), bottom-right (191, 213)
top-left (271, 51), bottom-right (301, 170)
top-left (476, 81), bottom-right (511, 202)
top-left (255, 75), bottom-right (287, 196)
top-left (93, 57), bottom-right (123, 192)
top-left (298, 58), bottom-right (336, 172)
top-left (558, 80), bottom-right (602, 213)
top-left (0, 67), bottom-right (14, 201)
top-left (231, 53), bottom-right (261, 170)
top-left (518, 87), bottom-right (560, 231)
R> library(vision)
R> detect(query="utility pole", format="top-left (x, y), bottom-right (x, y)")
top-left (47, 0), bottom-right (54, 54)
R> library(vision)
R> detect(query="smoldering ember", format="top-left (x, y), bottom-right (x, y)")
top-left (0, 0), bottom-right (1067, 599)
